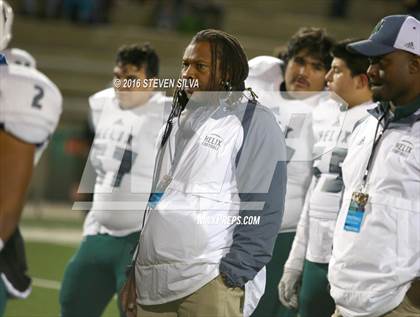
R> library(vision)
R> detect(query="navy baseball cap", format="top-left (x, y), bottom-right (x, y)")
top-left (348, 15), bottom-right (420, 57)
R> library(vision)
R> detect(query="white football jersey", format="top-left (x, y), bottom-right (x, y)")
top-left (285, 101), bottom-right (376, 271)
top-left (246, 86), bottom-right (321, 232)
top-left (274, 92), bottom-right (324, 232)
top-left (246, 56), bottom-right (327, 233)
top-left (0, 63), bottom-right (62, 164)
top-left (306, 101), bottom-right (376, 262)
top-left (83, 88), bottom-right (170, 236)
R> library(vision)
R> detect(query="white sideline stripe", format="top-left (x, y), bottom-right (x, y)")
top-left (21, 226), bottom-right (82, 246)
top-left (32, 278), bottom-right (61, 290)
top-left (31, 277), bottom-right (117, 300)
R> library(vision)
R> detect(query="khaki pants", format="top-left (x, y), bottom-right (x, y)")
top-left (137, 275), bottom-right (244, 317)
top-left (332, 280), bottom-right (420, 317)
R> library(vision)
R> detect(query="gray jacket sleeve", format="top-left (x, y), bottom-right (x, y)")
top-left (219, 104), bottom-right (287, 287)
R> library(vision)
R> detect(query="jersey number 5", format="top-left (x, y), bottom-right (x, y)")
top-left (32, 85), bottom-right (44, 109)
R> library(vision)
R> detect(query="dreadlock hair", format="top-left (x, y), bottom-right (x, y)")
top-left (190, 29), bottom-right (249, 92)
top-left (161, 29), bottom-right (249, 148)
top-left (116, 43), bottom-right (159, 78)
top-left (332, 39), bottom-right (370, 76)
top-left (284, 27), bottom-right (335, 71)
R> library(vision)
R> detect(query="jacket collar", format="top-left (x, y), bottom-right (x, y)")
top-left (368, 94), bottom-right (420, 126)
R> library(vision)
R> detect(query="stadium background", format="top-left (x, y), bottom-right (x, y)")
top-left (3, 0), bottom-right (415, 316)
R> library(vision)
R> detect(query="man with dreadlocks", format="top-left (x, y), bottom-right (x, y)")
top-left (132, 29), bottom-right (287, 317)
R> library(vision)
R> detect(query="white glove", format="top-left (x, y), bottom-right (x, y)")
top-left (278, 268), bottom-right (301, 309)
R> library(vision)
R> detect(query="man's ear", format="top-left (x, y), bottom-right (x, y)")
top-left (408, 55), bottom-right (420, 75)
top-left (355, 73), bottom-right (369, 90)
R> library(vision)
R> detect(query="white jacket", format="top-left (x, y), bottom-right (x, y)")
top-left (328, 101), bottom-right (420, 317)
top-left (285, 101), bottom-right (375, 271)
top-left (135, 97), bottom-right (287, 306)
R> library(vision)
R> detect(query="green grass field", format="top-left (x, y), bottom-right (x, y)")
top-left (5, 218), bottom-right (120, 317)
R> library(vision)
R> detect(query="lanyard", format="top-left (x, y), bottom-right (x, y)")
top-left (361, 110), bottom-right (390, 189)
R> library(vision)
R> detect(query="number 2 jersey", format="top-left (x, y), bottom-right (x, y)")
top-left (82, 88), bottom-right (170, 237)
top-left (0, 63), bottom-right (63, 164)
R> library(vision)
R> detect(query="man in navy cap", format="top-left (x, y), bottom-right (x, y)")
top-left (328, 15), bottom-right (420, 317)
